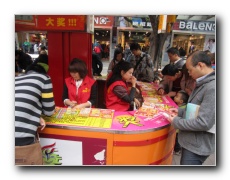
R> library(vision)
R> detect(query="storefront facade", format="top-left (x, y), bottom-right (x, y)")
top-left (161, 19), bottom-right (215, 67)
top-left (172, 20), bottom-right (215, 53)
top-left (115, 16), bottom-right (152, 51)
top-left (93, 16), bottom-right (114, 60)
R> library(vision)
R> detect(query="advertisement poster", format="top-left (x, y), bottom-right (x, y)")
top-left (40, 135), bottom-right (107, 166)
top-left (40, 138), bottom-right (82, 165)
top-left (203, 35), bottom-right (216, 53)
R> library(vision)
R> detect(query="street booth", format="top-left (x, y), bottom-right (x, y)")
top-left (16, 16), bottom-right (177, 165)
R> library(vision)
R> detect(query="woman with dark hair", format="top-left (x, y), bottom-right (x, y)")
top-left (105, 61), bottom-right (140, 111)
top-left (15, 50), bottom-right (33, 73)
top-left (62, 58), bottom-right (97, 109)
top-left (107, 49), bottom-right (124, 75)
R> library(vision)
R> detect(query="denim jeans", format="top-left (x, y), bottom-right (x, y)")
top-left (180, 148), bottom-right (209, 165)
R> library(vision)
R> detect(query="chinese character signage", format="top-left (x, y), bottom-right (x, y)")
top-left (118, 16), bottom-right (152, 28)
top-left (37, 15), bottom-right (86, 31)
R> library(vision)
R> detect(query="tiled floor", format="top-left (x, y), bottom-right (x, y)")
top-left (172, 153), bottom-right (216, 166)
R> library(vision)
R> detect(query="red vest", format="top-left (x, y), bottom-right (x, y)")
top-left (65, 76), bottom-right (95, 104)
top-left (106, 80), bottom-right (130, 111)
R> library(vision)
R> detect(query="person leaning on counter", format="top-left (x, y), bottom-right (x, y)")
top-left (62, 58), bottom-right (98, 108)
top-left (105, 60), bottom-right (141, 111)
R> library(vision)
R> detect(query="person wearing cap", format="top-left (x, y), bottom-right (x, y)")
top-left (62, 58), bottom-right (98, 109)
top-left (157, 64), bottom-right (183, 97)
top-left (15, 53), bottom-right (55, 165)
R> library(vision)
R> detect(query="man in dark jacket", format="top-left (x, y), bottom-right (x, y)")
top-left (167, 47), bottom-right (185, 69)
top-left (129, 42), bottom-right (154, 82)
top-left (168, 51), bottom-right (215, 165)
top-left (92, 52), bottom-right (103, 76)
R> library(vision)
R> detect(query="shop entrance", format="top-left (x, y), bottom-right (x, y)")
top-left (16, 32), bottom-right (47, 53)
top-left (117, 30), bottom-right (151, 52)
top-left (93, 29), bottom-right (111, 60)
top-left (172, 33), bottom-right (215, 55)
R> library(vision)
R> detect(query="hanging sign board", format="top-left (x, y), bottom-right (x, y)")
top-left (173, 20), bottom-right (215, 32)
top-left (37, 15), bottom-right (86, 31)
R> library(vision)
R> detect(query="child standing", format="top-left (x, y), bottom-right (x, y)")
top-left (173, 90), bottom-right (189, 154)
top-left (174, 90), bottom-right (189, 108)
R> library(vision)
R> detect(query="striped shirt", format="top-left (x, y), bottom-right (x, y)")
top-left (15, 71), bottom-right (55, 145)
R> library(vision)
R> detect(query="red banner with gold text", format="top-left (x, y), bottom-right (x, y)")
top-left (37, 15), bottom-right (86, 31)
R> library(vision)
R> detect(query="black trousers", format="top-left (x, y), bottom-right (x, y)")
top-left (174, 133), bottom-right (181, 152)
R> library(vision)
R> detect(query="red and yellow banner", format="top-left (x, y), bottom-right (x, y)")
top-left (37, 15), bottom-right (86, 31)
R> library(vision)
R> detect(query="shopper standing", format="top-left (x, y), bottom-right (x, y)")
top-left (92, 51), bottom-right (103, 76)
top-left (167, 47), bottom-right (185, 69)
top-left (15, 54), bottom-right (55, 165)
top-left (168, 51), bottom-right (215, 165)
top-left (129, 42), bottom-right (154, 82)
top-left (107, 49), bottom-right (124, 75)
top-left (33, 42), bottom-right (39, 54)
top-left (23, 39), bottom-right (31, 53)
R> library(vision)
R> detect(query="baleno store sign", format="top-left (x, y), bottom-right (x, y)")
top-left (173, 20), bottom-right (215, 32)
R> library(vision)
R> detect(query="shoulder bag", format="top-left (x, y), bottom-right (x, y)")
top-left (15, 133), bottom-right (43, 165)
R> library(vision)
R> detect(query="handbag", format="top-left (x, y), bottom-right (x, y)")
top-left (15, 133), bottom-right (43, 165)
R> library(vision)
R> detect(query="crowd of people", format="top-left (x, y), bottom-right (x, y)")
top-left (15, 40), bottom-right (215, 166)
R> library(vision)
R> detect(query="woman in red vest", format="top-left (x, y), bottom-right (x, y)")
top-left (62, 58), bottom-right (97, 108)
top-left (105, 61), bottom-right (140, 111)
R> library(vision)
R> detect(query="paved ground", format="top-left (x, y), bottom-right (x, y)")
top-left (172, 152), bottom-right (216, 166)
top-left (101, 59), bottom-right (216, 166)
top-left (101, 59), bottom-right (110, 76)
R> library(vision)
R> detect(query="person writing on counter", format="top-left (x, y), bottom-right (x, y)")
top-left (105, 60), bottom-right (141, 111)
top-left (167, 51), bottom-right (215, 165)
top-left (62, 58), bottom-right (97, 108)
top-left (157, 63), bottom-right (183, 98)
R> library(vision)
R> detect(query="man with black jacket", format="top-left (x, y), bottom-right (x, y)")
top-left (92, 52), bottom-right (103, 76)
